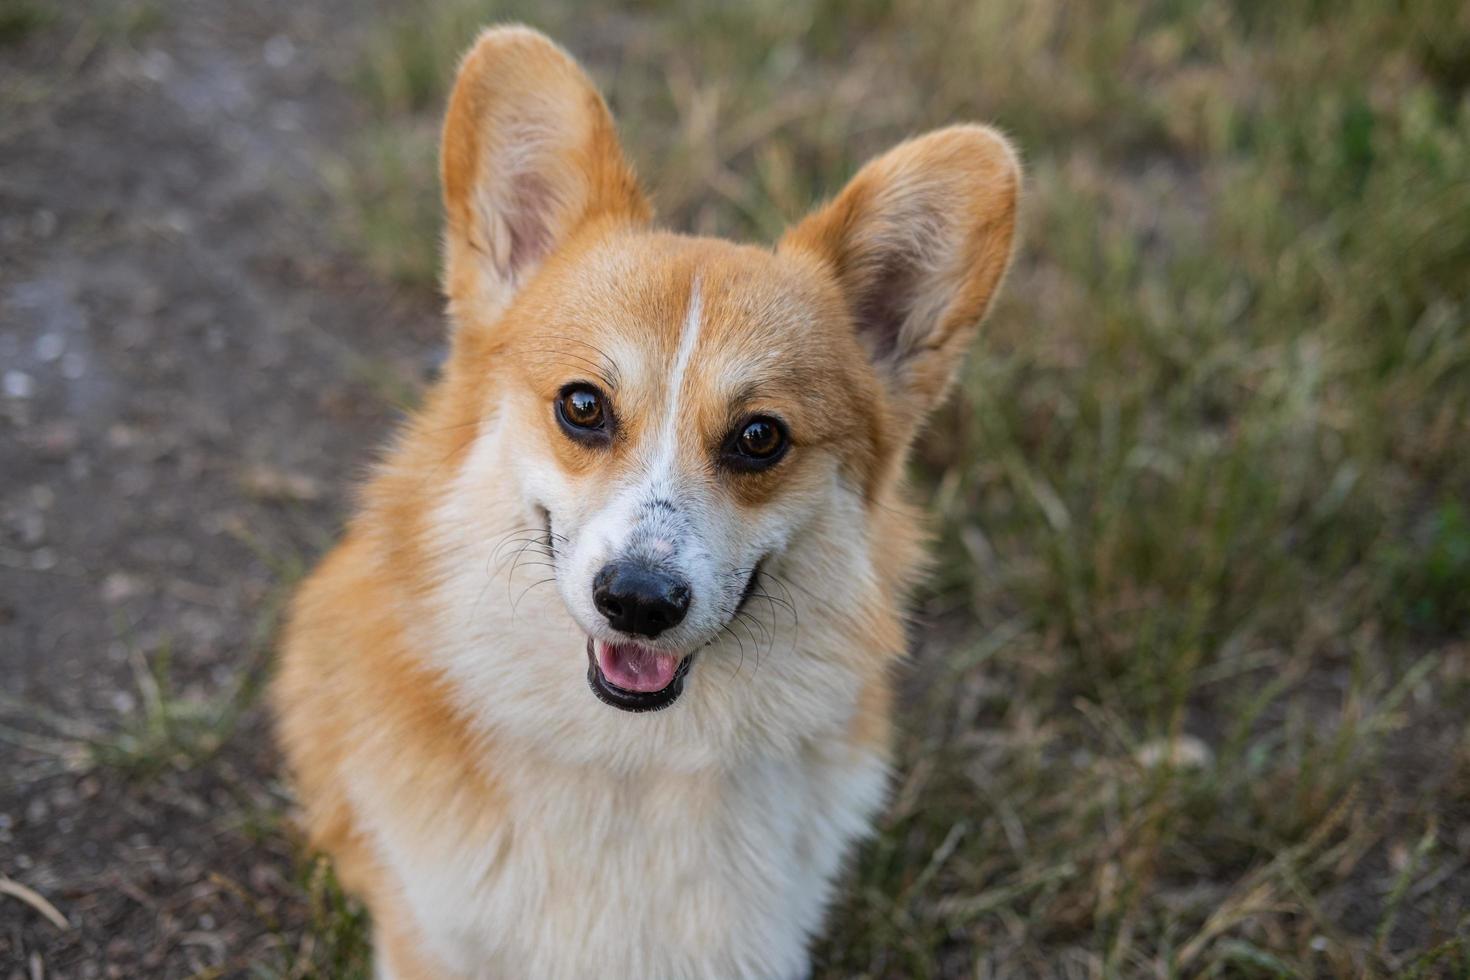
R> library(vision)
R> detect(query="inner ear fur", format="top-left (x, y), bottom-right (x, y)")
top-left (440, 25), bottom-right (650, 323)
top-left (779, 125), bottom-right (1021, 439)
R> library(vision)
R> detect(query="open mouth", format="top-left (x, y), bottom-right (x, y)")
top-left (586, 638), bottom-right (694, 713)
top-left (581, 560), bottom-right (763, 712)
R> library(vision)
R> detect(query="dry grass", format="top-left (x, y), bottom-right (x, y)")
top-left (304, 1), bottom-right (1470, 975)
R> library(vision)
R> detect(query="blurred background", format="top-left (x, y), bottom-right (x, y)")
top-left (2, 0), bottom-right (1469, 976)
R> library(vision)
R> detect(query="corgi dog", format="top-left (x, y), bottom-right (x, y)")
top-left (273, 24), bottom-right (1018, 980)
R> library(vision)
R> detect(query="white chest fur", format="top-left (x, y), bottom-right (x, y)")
top-left (360, 740), bottom-right (889, 979)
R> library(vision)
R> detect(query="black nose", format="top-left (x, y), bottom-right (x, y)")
top-left (592, 561), bottom-right (691, 638)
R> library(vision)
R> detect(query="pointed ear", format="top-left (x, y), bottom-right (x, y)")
top-left (779, 125), bottom-right (1020, 440)
top-left (440, 26), bottom-right (650, 321)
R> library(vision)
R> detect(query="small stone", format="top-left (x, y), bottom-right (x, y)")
top-left (3, 370), bottom-right (35, 398)
top-left (241, 464), bottom-right (322, 502)
top-left (34, 332), bottom-right (64, 362)
top-left (1135, 734), bottom-right (1212, 769)
top-left (102, 572), bottom-right (145, 603)
top-left (163, 210), bottom-right (191, 235)
top-left (139, 49), bottom-right (172, 82)
top-left (264, 35), bottom-right (295, 68)
top-left (107, 424), bottom-right (142, 449)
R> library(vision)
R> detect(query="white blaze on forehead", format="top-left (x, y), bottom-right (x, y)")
top-left (649, 276), bottom-right (703, 476)
top-left (575, 277), bottom-right (705, 568)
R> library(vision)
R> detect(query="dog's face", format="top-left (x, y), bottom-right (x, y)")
top-left (495, 236), bottom-right (882, 713)
top-left (423, 27), bottom-right (1017, 756)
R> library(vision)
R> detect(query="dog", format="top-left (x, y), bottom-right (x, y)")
top-left (273, 24), bottom-right (1019, 979)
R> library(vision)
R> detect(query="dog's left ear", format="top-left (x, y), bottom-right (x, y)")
top-left (441, 26), bottom-right (650, 324)
top-left (780, 125), bottom-right (1020, 443)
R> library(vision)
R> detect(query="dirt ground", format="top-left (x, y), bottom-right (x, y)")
top-left (1, 1), bottom-right (438, 974)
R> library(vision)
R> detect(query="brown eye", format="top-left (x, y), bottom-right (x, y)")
top-left (739, 419), bottom-right (782, 457)
top-left (723, 416), bottom-right (788, 471)
top-left (556, 383), bottom-right (611, 443)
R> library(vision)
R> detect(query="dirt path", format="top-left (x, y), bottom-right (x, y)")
top-left (1, 1), bottom-right (437, 973)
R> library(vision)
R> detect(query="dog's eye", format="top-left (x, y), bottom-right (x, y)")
top-left (556, 383), bottom-right (611, 442)
top-left (562, 387), bottom-right (604, 427)
top-left (738, 419), bottom-right (782, 457)
top-left (723, 416), bottom-right (788, 471)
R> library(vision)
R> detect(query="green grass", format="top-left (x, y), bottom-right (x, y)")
top-left (86, 640), bottom-right (253, 777)
top-left (0, 605), bottom-right (280, 779)
top-left (325, 0), bottom-right (1470, 974)
top-left (249, 857), bottom-right (372, 980)
top-left (1, 525), bottom-right (300, 781)
top-left (0, 0), bottom-right (54, 45)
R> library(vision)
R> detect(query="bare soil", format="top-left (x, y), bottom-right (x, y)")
top-left (1, 1), bottom-right (438, 974)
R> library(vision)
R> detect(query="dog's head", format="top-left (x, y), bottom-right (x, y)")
top-left (417, 26), bottom-right (1018, 762)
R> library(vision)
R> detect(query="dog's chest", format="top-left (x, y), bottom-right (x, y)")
top-left (384, 744), bottom-right (887, 979)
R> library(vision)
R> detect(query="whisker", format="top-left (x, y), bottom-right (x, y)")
top-left (494, 553), bottom-right (554, 580)
top-left (542, 335), bottom-right (621, 387)
top-left (492, 542), bottom-right (556, 573)
top-left (492, 526), bottom-right (553, 550)
top-left (500, 536), bottom-right (553, 611)
top-left (512, 577), bottom-right (558, 617)
top-left (508, 539), bottom-right (552, 585)
top-left (510, 560), bottom-right (557, 572)
top-left (745, 590), bottom-right (795, 617)
top-left (761, 573), bottom-right (802, 641)
top-left (514, 348), bottom-right (616, 389)
top-left (492, 532), bottom-right (558, 568)
top-left (719, 622), bottom-right (750, 682)
top-left (737, 605), bottom-right (772, 651)
top-left (732, 613), bottom-right (764, 675)
top-left (732, 608), bottom-right (770, 669)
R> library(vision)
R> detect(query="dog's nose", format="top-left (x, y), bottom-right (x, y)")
top-left (592, 561), bottom-right (691, 638)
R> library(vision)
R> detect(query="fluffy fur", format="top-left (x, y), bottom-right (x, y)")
top-left (273, 25), bottom-right (1019, 979)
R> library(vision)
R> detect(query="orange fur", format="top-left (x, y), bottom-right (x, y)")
top-left (273, 24), bottom-right (1018, 977)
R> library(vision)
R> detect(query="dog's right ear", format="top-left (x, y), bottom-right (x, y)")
top-left (440, 26), bottom-right (649, 324)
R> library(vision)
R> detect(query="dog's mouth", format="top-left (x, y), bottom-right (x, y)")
top-left (586, 638), bottom-right (694, 713)
top-left (581, 561), bottom-right (764, 713)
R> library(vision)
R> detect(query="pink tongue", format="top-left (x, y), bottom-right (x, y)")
top-left (596, 641), bottom-right (679, 693)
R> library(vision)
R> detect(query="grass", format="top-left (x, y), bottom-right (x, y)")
top-left (1, 516), bottom-right (302, 781)
top-left (0, 605), bottom-right (280, 780)
top-left (87, 640), bottom-right (254, 777)
top-left (309, 0), bottom-right (1470, 974)
top-left (235, 856), bottom-right (373, 980)
top-left (0, 0), bottom-right (54, 46)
